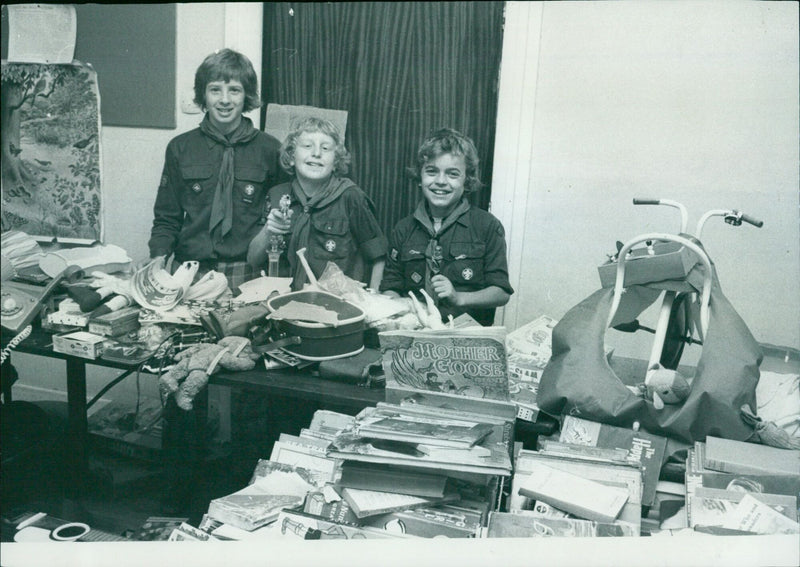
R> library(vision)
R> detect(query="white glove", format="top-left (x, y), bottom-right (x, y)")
top-left (408, 289), bottom-right (453, 330)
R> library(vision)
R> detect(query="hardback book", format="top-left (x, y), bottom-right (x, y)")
top-left (206, 490), bottom-right (303, 532)
top-left (329, 402), bottom-right (514, 477)
top-left (306, 410), bottom-right (358, 440)
top-left (356, 413), bottom-right (493, 449)
top-left (338, 462), bottom-right (449, 498)
top-left (269, 439), bottom-right (340, 485)
top-left (360, 504), bottom-right (483, 538)
top-left (339, 486), bottom-right (459, 519)
top-left (485, 511), bottom-right (639, 538)
top-left (558, 415), bottom-right (667, 507)
top-left (276, 509), bottom-right (406, 540)
top-left (538, 440), bottom-right (631, 464)
top-left (302, 490), bottom-right (361, 526)
top-left (379, 327), bottom-right (516, 419)
top-left (517, 461), bottom-right (630, 523)
top-left (703, 436), bottom-right (800, 477)
top-left (328, 433), bottom-right (513, 477)
top-left (207, 460), bottom-right (317, 531)
top-left (685, 445), bottom-right (800, 526)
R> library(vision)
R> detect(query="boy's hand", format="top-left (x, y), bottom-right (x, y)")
top-left (431, 274), bottom-right (460, 306)
top-left (266, 207), bottom-right (293, 235)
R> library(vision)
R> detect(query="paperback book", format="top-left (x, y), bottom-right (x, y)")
top-left (517, 461), bottom-right (630, 523)
top-left (379, 327), bottom-right (514, 418)
top-left (558, 415), bottom-right (667, 508)
top-left (485, 511), bottom-right (638, 538)
top-left (690, 486), bottom-right (797, 529)
top-left (270, 438), bottom-right (340, 485)
top-left (302, 489), bottom-right (361, 526)
top-left (721, 494), bottom-right (800, 535)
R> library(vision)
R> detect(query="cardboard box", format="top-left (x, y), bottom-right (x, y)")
top-left (52, 331), bottom-right (106, 359)
top-left (597, 241), bottom-right (697, 288)
top-left (88, 306), bottom-right (141, 337)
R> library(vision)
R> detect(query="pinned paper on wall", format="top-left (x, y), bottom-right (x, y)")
top-left (6, 4), bottom-right (76, 64)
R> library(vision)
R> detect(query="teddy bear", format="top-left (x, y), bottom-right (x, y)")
top-left (644, 363), bottom-right (692, 410)
top-left (159, 336), bottom-right (260, 410)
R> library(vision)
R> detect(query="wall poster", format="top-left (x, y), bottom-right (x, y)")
top-left (1, 61), bottom-right (102, 242)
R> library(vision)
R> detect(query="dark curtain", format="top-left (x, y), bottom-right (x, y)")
top-left (262, 1), bottom-right (505, 236)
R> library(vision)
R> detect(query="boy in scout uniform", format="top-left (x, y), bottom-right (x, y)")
top-left (381, 128), bottom-right (513, 326)
top-left (247, 116), bottom-right (386, 291)
top-left (147, 49), bottom-right (285, 289)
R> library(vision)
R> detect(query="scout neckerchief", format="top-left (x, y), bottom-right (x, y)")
top-left (204, 115), bottom-right (260, 240)
top-left (287, 176), bottom-right (356, 288)
top-left (411, 197), bottom-right (471, 302)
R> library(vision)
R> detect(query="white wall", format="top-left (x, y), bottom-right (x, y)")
top-left (492, 1), bottom-right (800, 353)
top-left (102, 2), bottom-right (262, 264)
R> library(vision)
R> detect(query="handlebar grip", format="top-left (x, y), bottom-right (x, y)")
top-left (632, 198), bottom-right (660, 205)
top-left (740, 213), bottom-right (764, 228)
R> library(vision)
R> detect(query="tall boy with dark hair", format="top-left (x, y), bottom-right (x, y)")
top-left (147, 48), bottom-right (285, 289)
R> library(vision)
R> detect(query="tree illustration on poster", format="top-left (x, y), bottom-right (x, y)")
top-left (1, 61), bottom-right (101, 241)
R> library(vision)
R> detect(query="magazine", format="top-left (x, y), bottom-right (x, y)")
top-left (379, 327), bottom-right (509, 401)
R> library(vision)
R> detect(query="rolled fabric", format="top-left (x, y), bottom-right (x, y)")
top-left (89, 294), bottom-right (131, 317)
top-left (67, 285), bottom-right (113, 311)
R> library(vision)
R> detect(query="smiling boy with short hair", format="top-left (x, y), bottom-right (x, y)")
top-left (247, 117), bottom-right (386, 291)
top-left (380, 128), bottom-right (513, 326)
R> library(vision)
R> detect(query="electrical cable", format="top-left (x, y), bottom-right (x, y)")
top-left (85, 330), bottom-right (180, 412)
top-left (0, 324), bottom-right (33, 365)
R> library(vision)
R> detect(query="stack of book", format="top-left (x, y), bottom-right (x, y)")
top-left (556, 415), bottom-right (668, 509)
top-left (495, 445), bottom-right (644, 538)
top-left (685, 437), bottom-right (800, 535)
top-left (204, 460), bottom-right (319, 534)
top-left (328, 403), bottom-right (513, 477)
top-left (191, 403), bottom-right (507, 540)
top-left (316, 403), bottom-right (512, 537)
